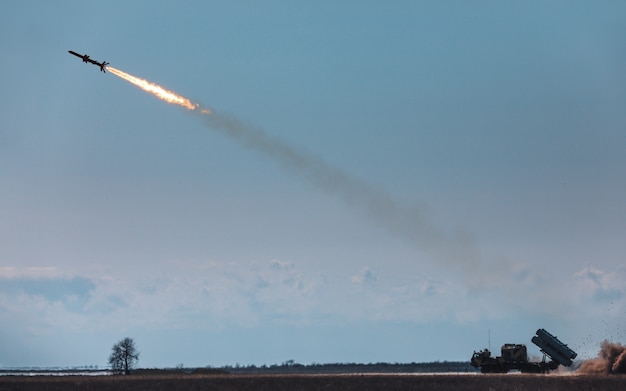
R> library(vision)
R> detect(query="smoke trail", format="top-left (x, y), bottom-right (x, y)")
top-left (578, 340), bottom-right (626, 374)
top-left (107, 65), bottom-right (556, 294)
top-left (201, 112), bottom-right (483, 271)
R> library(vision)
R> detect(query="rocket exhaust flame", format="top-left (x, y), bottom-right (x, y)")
top-left (107, 66), bottom-right (211, 114)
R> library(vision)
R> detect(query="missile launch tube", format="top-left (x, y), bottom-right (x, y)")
top-left (531, 336), bottom-right (573, 366)
top-left (535, 329), bottom-right (577, 360)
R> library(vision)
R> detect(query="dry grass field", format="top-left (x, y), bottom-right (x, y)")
top-left (0, 373), bottom-right (624, 391)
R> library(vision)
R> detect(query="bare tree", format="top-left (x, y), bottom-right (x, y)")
top-left (108, 337), bottom-right (139, 375)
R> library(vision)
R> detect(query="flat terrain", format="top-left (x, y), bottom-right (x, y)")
top-left (0, 373), bottom-right (624, 391)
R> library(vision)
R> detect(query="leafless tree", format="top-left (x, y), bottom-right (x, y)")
top-left (108, 337), bottom-right (139, 375)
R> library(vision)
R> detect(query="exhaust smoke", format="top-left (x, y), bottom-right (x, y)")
top-left (578, 340), bottom-right (626, 375)
top-left (200, 112), bottom-right (482, 270)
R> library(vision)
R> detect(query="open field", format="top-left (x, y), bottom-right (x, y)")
top-left (1, 373), bottom-right (624, 391)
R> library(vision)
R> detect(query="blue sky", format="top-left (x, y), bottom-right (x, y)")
top-left (1, 1), bottom-right (625, 368)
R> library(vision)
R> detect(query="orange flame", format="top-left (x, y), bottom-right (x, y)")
top-left (107, 66), bottom-right (211, 114)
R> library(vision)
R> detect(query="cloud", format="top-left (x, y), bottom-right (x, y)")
top-left (351, 267), bottom-right (378, 285)
top-left (0, 276), bottom-right (94, 303)
top-left (0, 268), bottom-right (96, 338)
top-left (72, 259), bottom-right (332, 331)
top-left (0, 260), bottom-right (458, 336)
top-left (0, 267), bottom-right (95, 311)
top-left (3, 260), bottom-right (619, 342)
top-left (575, 265), bottom-right (625, 302)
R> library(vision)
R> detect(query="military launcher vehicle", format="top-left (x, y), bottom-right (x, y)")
top-left (470, 328), bottom-right (577, 373)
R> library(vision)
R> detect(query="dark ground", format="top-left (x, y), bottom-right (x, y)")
top-left (0, 373), bottom-right (624, 391)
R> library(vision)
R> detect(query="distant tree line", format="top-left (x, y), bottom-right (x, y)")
top-left (219, 360), bottom-right (476, 374)
top-left (104, 337), bottom-right (476, 376)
